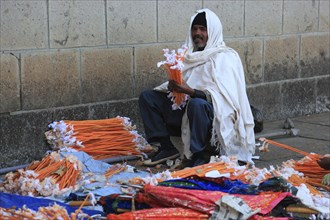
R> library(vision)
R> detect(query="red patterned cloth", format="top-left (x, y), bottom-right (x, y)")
top-left (107, 207), bottom-right (209, 220)
top-left (250, 216), bottom-right (291, 220)
top-left (137, 184), bottom-right (291, 215)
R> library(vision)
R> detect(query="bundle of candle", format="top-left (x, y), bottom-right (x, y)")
top-left (104, 163), bottom-right (127, 179)
top-left (157, 45), bottom-right (189, 110)
top-left (280, 155), bottom-right (330, 192)
top-left (292, 153), bottom-right (328, 185)
top-left (0, 203), bottom-right (92, 220)
top-left (45, 116), bottom-right (152, 160)
top-left (0, 204), bottom-right (70, 220)
top-left (259, 138), bottom-right (329, 188)
top-left (0, 152), bottom-right (82, 196)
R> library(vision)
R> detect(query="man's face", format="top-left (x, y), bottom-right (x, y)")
top-left (191, 25), bottom-right (208, 51)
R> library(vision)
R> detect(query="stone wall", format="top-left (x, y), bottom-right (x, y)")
top-left (0, 0), bottom-right (329, 168)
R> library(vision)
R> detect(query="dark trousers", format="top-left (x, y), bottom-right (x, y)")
top-left (138, 90), bottom-right (214, 153)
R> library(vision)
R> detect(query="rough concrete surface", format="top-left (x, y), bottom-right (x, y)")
top-left (129, 112), bottom-right (330, 173)
top-left (247, 112), bottom-right (330, 168)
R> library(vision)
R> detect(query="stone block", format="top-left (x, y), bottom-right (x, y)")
top-left (89, 103), bottom-right (112, 120)
top-left (264, 36), bottom-right (299, 82)
top-left (247, 84), bottom-right (282, 120)
top-left (0, 54), bottom-right (20, 113)
top-left (300, 34), bottom-right (330, 78)
top-left (134, 43), bottom-right (181, 95)
top-left (88, 100), bottom-right (139, 121)
top-left (53, 100), bottom-right (143, 137)
top-left (49, 0), bottom-right (106, 48)
top-left (158, 1), bottom-right (201, 42)
top-left (316, 76), bottom-right (330, 113)
top-left (319, 0), bottom-right (330, 31)
top-left (107, 1), bottom-right (156, 44)
top-left (0, 111), bottom-right (52, 168)
top-left (245, 1), bottom-right (282, 36)
top-left (282, 79), bottom-right (316, 118)
top-left (227, 39), bottom-right (263, 85)
top-left (52, 101), bottom-right (138, 124)
top-left (81, 47), bottom-right (133, 103)
top-left (283, 0), bottom-right (318, 34)
top-left (108, 100), bottom-right (142, 132)
top-left (53, 105), bottom-right (90, 122)
top-left (204, 1), bottom-right (243, 37)
top-left (21, 50), bottom-right (80, 110)
top-left (0, 0), bottom-right (48, 50)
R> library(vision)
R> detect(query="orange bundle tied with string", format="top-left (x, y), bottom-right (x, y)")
top-left (259, 138), bottom-right (329, 190)
top-left (157, 45), bottom-right (188, 110)
top-left (45, 117), bottom-right (151, 160)
top-left (1, 152), bottom-right (82, 196)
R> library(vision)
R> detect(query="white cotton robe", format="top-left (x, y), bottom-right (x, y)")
top-left (155, 8), bottom-right (255, 163)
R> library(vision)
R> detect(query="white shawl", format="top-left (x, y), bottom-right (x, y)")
top-left (155, 9), bottom-right (255, 163)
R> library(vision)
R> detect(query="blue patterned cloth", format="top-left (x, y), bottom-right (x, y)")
top-left (159, 175), bottom-right (260, 195)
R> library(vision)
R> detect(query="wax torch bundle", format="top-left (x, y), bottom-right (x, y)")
top-left (157, 45), bottom-right (189, 110)
top-left (0, 152), bottom-right (82, 196)
top-left (45, 116), bottom-right (152, 160)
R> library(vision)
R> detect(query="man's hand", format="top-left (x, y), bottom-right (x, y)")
top-left (168, 80), bottom-right (195, 96)
top-left (317, 155), bottom-right (330, 170)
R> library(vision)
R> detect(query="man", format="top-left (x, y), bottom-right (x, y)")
top-left (139, 9), bottom-right (255, 167)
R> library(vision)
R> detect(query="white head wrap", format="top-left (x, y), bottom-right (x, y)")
top-left (183, 8), bottom-right (228, 66)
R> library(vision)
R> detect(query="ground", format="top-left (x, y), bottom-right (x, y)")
top-left (125, 112), bottom-right (330, 173)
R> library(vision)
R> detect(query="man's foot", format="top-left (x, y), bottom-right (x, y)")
top-left (146, 143), bottom-right (160, 158)
top-left (172, 157), bottom-right (194, 170)
top-left (238, 160), bottom-right (247, 166)
top-left (143, 148), bottom-right (179, 166)
top-left (192, 157), bottom-right (208, 167)
top-left (173, 155), bottom-right (208, 170)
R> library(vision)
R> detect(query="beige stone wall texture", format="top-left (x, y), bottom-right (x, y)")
top-left (0, 0), bottom-right (329, 168)
top-left (1, 0), bottom-right (329, 114)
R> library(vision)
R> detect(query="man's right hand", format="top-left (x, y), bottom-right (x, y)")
top-left (168, 80), bottom-right (195, 97)
top-left (317, 155), bottom-right (330, 170)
